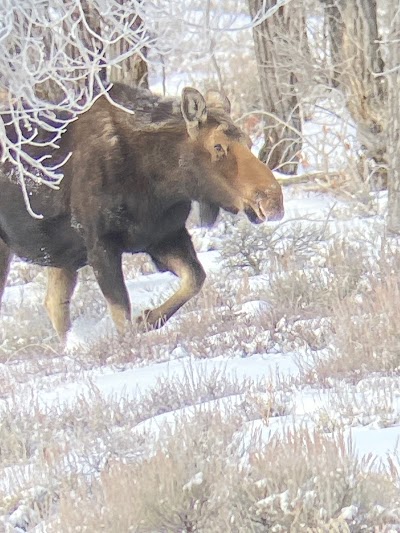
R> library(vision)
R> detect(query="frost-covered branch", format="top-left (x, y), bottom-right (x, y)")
top-left (0, 0), bottom-right (149, 215)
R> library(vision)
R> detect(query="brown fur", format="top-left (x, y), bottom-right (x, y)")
top-left (0, 84), bottom-right (284, 340)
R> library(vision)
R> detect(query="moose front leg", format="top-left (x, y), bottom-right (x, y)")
top-left (142, 228), bottom-right (206, 329)
top-left (88, 244), bottom-right (131, 334)
top-left (45, 267), bottom-right (78, 341)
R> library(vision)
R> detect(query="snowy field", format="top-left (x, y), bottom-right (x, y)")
top-left (1, 181), bottom-right (400, 531)
top-left (2, 0), bottom-right (399, 529)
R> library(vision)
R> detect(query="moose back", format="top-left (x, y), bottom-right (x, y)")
top-left (0, 84), bottom-right (284, 339)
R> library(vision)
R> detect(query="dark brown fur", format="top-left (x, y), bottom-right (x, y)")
top-left (0, 84), bottom-right (284, 339)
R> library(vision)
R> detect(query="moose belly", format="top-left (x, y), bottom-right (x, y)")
top-left (0, 175), bottom-right (86, 268)
top-left (0, 213), bottom-right (87, 269)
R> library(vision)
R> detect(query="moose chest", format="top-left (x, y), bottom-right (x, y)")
top-left (91, 198), bottom-right (192, 254)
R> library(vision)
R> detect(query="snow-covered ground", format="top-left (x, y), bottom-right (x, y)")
top-left (1, 183), bottom-right (400, 531)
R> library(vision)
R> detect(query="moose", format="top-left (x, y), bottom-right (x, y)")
top-left (0, 84), bottom-right (284, 340)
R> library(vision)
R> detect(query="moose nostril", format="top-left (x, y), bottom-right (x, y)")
top-left (255, 192), bottom-right (268, 204)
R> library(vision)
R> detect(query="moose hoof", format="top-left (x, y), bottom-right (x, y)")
top-left (136, 309), bottom-right (166, 331)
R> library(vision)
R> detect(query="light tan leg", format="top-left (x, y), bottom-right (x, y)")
top-left (107, 302), bottom-right (131, 334)
top-left (44, 267), bottom-right (78, 341)
top-left (140, 229), bottom-right (206, 329)
top-left (0, 237), bottom-right (12, 311)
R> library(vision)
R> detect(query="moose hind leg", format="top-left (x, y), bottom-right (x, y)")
top-left (0, 238), bottom-right (12, 311)
top-left (45, 267), bottom-right (78, 341)
top-left (142, 228), bottom-right (206, 329)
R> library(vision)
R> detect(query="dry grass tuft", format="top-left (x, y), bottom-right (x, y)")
top-left (55, 420), bottom-right (400, 532)
top-left (308, 273), bottom-right (400, 383)
top-left (314, 377), bottom-right (400, 432)
top-left (58, 411), bottom-right (242, 532)
top-left (221, 217), bottom-right (333, 276)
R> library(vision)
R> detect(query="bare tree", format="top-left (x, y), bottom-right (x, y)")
top-left (385, 2), bottom-right (400, 232)
top-left (321, 0), bottom-right (386, 178)
top-left (108, 1), bottom-right (148, 87)
top-left (247, 0), bottom-right (308, 174)
top-left (319, 0), bottom-right (400, 230)
top-left (0, 0), bottom-right (152, 216)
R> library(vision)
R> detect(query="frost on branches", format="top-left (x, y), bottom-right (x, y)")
top-left (0, 0), bottom-right (150, 216)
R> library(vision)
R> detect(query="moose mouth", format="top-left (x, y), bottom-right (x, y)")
top-left (244, 205), bottom-right (265, 224)
top-left (244, 198), bottom-right (284, 224)
top-left (221, 194), bottom-right (284, 224)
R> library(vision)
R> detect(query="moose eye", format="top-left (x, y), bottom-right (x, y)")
top-left (214, 144), bottom-right (224, 153)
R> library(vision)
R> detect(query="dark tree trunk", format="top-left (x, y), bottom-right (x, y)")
top-left (247, 0), bottom-right (306, 174)
top-left (107, 1), bottom-right (148, 88)
top-left (36, 0), bottom-right (148, 105)
top-left (386, 3), bottom-right (400, 232)
top-left (321, 0), bottom-right (344, 87)
top-left (322, 0), bottom-right (387, 175)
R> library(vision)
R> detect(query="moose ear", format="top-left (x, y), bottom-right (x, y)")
top-left (181, 87), bottom-right (207, 140)
top-left (205, 90), bottom-right (231, 114)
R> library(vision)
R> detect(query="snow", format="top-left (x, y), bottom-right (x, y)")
top-left (2, 190), bottom-right (399, 455)
top-left (2, 184), bottom-right (400, 529)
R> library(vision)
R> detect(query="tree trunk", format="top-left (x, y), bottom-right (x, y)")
top-left (322, 0), bottom-right (387, 176)
top-left (107, 1), bottom-right (148, 88)
top-left (247, 0), bottom-right (306, 174)
top-left (36, 1), bottom-right (105, 104)
top-left (386, 3), bottom-right (400, 232)
top-left (321, 0), bottom-right (344, 87)
top-left (36, 0), bottom-right (148, 104)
